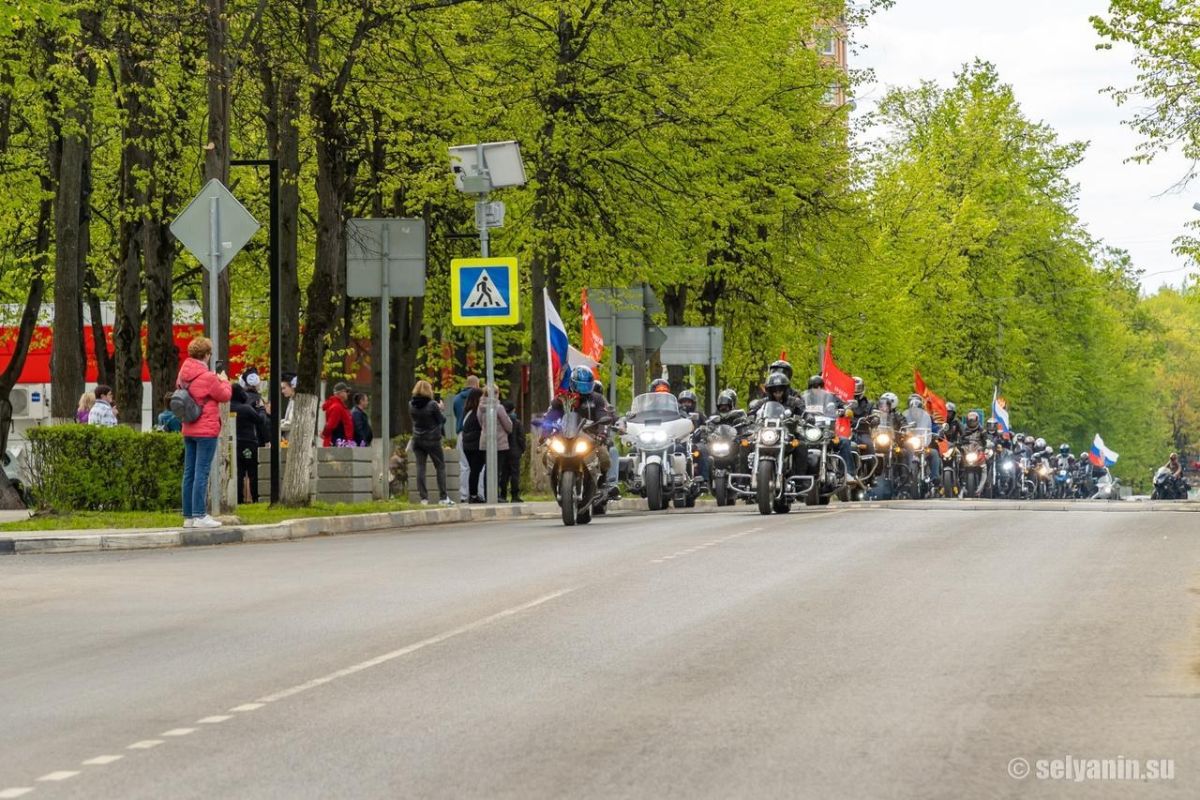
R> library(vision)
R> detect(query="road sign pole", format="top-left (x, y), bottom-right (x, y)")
top-left (708, 327), bottom-right (717, 415)
top-left (207, 195), bottom-right (222, 516)
top-left (477, 164), bottom-right (498, 505)
top-left (609, 305), bottom-right (618, 409)
top-left (380, 225), bottom-right (391, 484)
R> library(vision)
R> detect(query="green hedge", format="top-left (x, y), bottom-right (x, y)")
top-left (27, 425), bottom-right (184, 512)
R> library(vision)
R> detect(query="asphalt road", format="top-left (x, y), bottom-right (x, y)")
top-left (2, 505), bottom-right (1199, 799)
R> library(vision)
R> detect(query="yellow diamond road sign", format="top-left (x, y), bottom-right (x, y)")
top-left (451, 258), bottom-right (519, 326)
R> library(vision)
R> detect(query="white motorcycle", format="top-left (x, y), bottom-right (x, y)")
top-left (618, 393), bottom-right (697, 510)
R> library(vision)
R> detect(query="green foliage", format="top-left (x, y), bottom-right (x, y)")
top-left (26, 425), bottom-right (183, 512)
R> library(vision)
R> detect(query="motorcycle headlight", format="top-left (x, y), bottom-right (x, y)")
top-left (875, 433), bottom-right (891, 447)
top-left (1001, 461), bottom-right (1014, 472)
top-left (711, 441), bottom-right (731, 456)
top-left (760, 429), bottom-right (781, 446)
top-left (574, 439), bottom-right (591, 455)
top-left (965, 452), bottom-right (979, 465)
top-left (639, 430), bottom-right (668, 446)
top-left (549, 438), bottom-right (567, 455)
top-left (1038, 465), bottom-right (1051, 477)
top-left (804, 426), bottom-right (821, 443)
top-left (906, 436), bottom-right (922, 450)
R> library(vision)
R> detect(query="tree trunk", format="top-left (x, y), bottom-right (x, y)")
top-left (49, 117), bottom-right (87, 422)
top-left (281, 392), bottom-right (318, 505)
top-left (663, 285), bottom-right (687, 389)
top-left (146, 220), bottom-right (178, 414)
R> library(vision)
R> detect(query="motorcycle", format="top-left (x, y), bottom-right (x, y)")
top-left (1031, 453), bottom-right (1054, 499)
top-left (544, 409), bottom-right (609, 526)
top-left (751, 401), bottom-right (809, 514)
top-left (960, 441), bottom-right (989, 498)
top-left (798, 405), bottom-right (848, 506)
top-left (619, 392), bottom-right (698, 511)
top-left (1091, 469), bottom-right (1121, 500)
top-left (939, 436), bottom-right (960, 498)
top-left (704, 415), bottom-right (752, 506)
top-left (1052, 456), bottom-right (1074, 499)
top-left (1151, 467), bottom-right (1189, 500)
top-left (901, 423), bottom-right (935, 499)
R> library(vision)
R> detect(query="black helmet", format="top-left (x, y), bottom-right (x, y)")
top-left (769, 359), bottom-right (793, 381)
top-left (808, 375), bottom-right (824, 390)
top-left (649, 378), bottom-right (670, 394)
top-left (853, 376), bottom-right (864, 397)
top-left (717, 388), bottom-right (737, 412)
top-left (678, 390), bottom-right (698, 412)
top-left (593, 380), bottom-right (604, 397)
top-left (765, 372), bottom-right (790, 398)
top-left (985, 417), bottom-right (998, 433)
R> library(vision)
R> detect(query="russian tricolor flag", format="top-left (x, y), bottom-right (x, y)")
top-left (1089, 434), bottom-right (1119, 467)
top-left (992, 387), bottom-right (1011, 433)
top-left (543, 289), bottom-right (597, 399)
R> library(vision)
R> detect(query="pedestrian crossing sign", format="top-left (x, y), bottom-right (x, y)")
top-left (450, 257), bottom-right (520, 326)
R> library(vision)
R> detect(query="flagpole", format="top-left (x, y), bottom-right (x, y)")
top-left (543, 288), bottom-right (554, 404)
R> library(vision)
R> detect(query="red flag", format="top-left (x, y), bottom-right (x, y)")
top-left (821, 336), bottom-right (855, 438)
top-left (581, 288), bottom-right (604, 377)
top-left (913, 369), bottom-right (948, 424)
top-left (780, 349), bottom-right (787, 361)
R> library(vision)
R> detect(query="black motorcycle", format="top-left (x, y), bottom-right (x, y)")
top-left (704, 415), bottom-right (752, 506)
top-left (544, 410), bottom-right (609, 526)
top-left (1151, 468), bottom-right (1189, 500)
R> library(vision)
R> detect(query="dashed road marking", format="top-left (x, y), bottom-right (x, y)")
top-left (81, 755), bottom-right (123, 766)
top-left (255, 589), bottom-right (572, 704)
top-left (126, 740), bottom-right (163, 750)
top-left (161, 728), bottom-right (195, 737)
top-left (197, 715), bottom-right (231, 724)
top-left (36, 771), bottom-right (78, 782)
top-left (0, 788), bottom-right (33, 798)
top-left (230, 703), bottom-right (264, 712)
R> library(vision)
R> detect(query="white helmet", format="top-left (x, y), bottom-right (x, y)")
top-left (879, 391), bottom-right (898, 410)
top-left (1035, 437), bottom-right (1046, 450)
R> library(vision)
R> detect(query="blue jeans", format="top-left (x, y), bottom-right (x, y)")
top-left (183, 436), bottom-right (219, 518)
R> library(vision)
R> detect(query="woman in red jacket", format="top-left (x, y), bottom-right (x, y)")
top-left (177, 337), bottom-right (232, 528)
top-left (322, 382), bottom-right (355, 447)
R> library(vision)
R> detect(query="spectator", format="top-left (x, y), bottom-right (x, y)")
top-left (351, 392), bottom-right (374, 446)
top-left (241, 367), bottom-right (264, 407)
top-left (480, 387), bottom-right (512, 500)
top-left (409, 380), bottom-right (453, 506)
top-left (232, 383), bottom-right (269, 504)
top-left (453, 375), bottom-right (480, 502)
top-left (460, 388), bottom-right (485, 502)
top-left (156, 393), bottom-right (182, 433)
top-left (76, 391), bottom-right (95, 424)
top-left (321, 382), bottom-right (354, 447)
top-left (279, 372), bottom-right (296, 442)
top-left (177, 336), bottom-right (232, 528)
top-left (88, 385), bottom-right (118, 427)
top-left (501, 400), bottom-right (525, 503)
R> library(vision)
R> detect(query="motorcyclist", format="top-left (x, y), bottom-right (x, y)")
top-left (902, 393), bottom-right (941, 479)
top-left (985, 417), bottom-right (999, 438)
top-left (679, 389), bottom-right (709, 483)
top-left (961, 410), bottom-right (988, 449)
top-left (849, 376), bottom-right (873, 420)
top-left (849, 376), bottom-right (876, 467)
top-left (678, 389), bottom-right (704, 426)
top-left (803, 375), bottom-right (857, 478)
top-left (875, 391), bottom-right (904, 430)
top-left (763, 371), bottom-right (803, 413)
top-left (544, 366), bottom-right (615, 483)
top-left (650, 378), bottom-right (671, 394)
top-left (1166, 452), bottom-right (1183, 480)
top-left (941, 402), bottom-right (964, 445)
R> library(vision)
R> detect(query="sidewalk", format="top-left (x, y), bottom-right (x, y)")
top-left (0, 502), bottom-right (563, 555)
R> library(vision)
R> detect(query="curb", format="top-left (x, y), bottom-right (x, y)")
top-left (0, 504), bottom-right (555, 556)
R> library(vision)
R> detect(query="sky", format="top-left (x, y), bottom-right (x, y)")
top-left (853, 0), bottom-right (1197, 292)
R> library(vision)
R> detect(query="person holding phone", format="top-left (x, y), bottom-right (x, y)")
top-left (176, 337), bottom-right (232, 528)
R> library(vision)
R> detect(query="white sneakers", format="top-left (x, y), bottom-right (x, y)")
top-left (183, 515), bottom-right (222, 529)
top-left (438, 498), bottom-right (455, 506)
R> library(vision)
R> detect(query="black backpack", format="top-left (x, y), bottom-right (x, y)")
top-left (169, 380), bottom-right (203, 423)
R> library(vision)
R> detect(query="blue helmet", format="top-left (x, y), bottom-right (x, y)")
top-left (570, 366), bottom-right (595, 395)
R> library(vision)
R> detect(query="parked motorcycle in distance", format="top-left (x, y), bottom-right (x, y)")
top-left (544, 409), bottom-right (609, 526)
top-left (1150, 467), bottom-right (1189, 500)
top-left (619, 392), bottom-right (698, 511)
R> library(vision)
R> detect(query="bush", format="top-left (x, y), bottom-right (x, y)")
top-left (27, 425), bottom-right (184, 512)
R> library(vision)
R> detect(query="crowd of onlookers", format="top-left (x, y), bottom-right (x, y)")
top-left (72, 341), bottom-right (517, 521)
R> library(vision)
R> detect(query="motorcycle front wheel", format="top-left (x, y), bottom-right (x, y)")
top-left (942, 470), bottom-right (956, 498)
top-left (714, 474), bottom-right (729, 506)
top-left (645, 463), bottom-right (665, 511)
top-left (756, 459), bottom-right (775, 515)
top-left (560, 470), bottom-right (577, 526)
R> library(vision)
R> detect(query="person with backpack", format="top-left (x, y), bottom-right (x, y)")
top-left (232, 383), bottom-right (269, 504)
top-left (175, 336), bottom-right (232, 528)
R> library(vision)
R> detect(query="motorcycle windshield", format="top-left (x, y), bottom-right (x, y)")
top-left (757, 400), bottom-right (788, 421)
top-left (560, 410), bottom-right (584, 439)
top-left (628, 393), bottom-right (681, 423)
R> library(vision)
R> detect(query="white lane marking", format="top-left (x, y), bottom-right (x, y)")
top-left (161, 728), bottom-right (195, 737)
top-left (197, 715), bottom-right (231, 724)
top-left (82, 755), bottom-right (123, 766)
top-left (0, 789), bottom-right (33, 798)
top-left (230, 703), bottom-right (264, 712)
top-left (126, 740), bottom-right (163, 750)
top-left (36, 771), bottom-right (78, 782)
top-left (255, 589), bottom-right (573, 704)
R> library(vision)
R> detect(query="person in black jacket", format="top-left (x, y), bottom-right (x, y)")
top-left (231, 383), bottom-right (269, 504)
top-left (500, 400), bottom-right (524, 502)
top-left (351, 392), bottom-right (374, 446)
top-left (409, 380), bottom-right (452, 505)
top-left (459, 387), bottom-right (486, 502)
